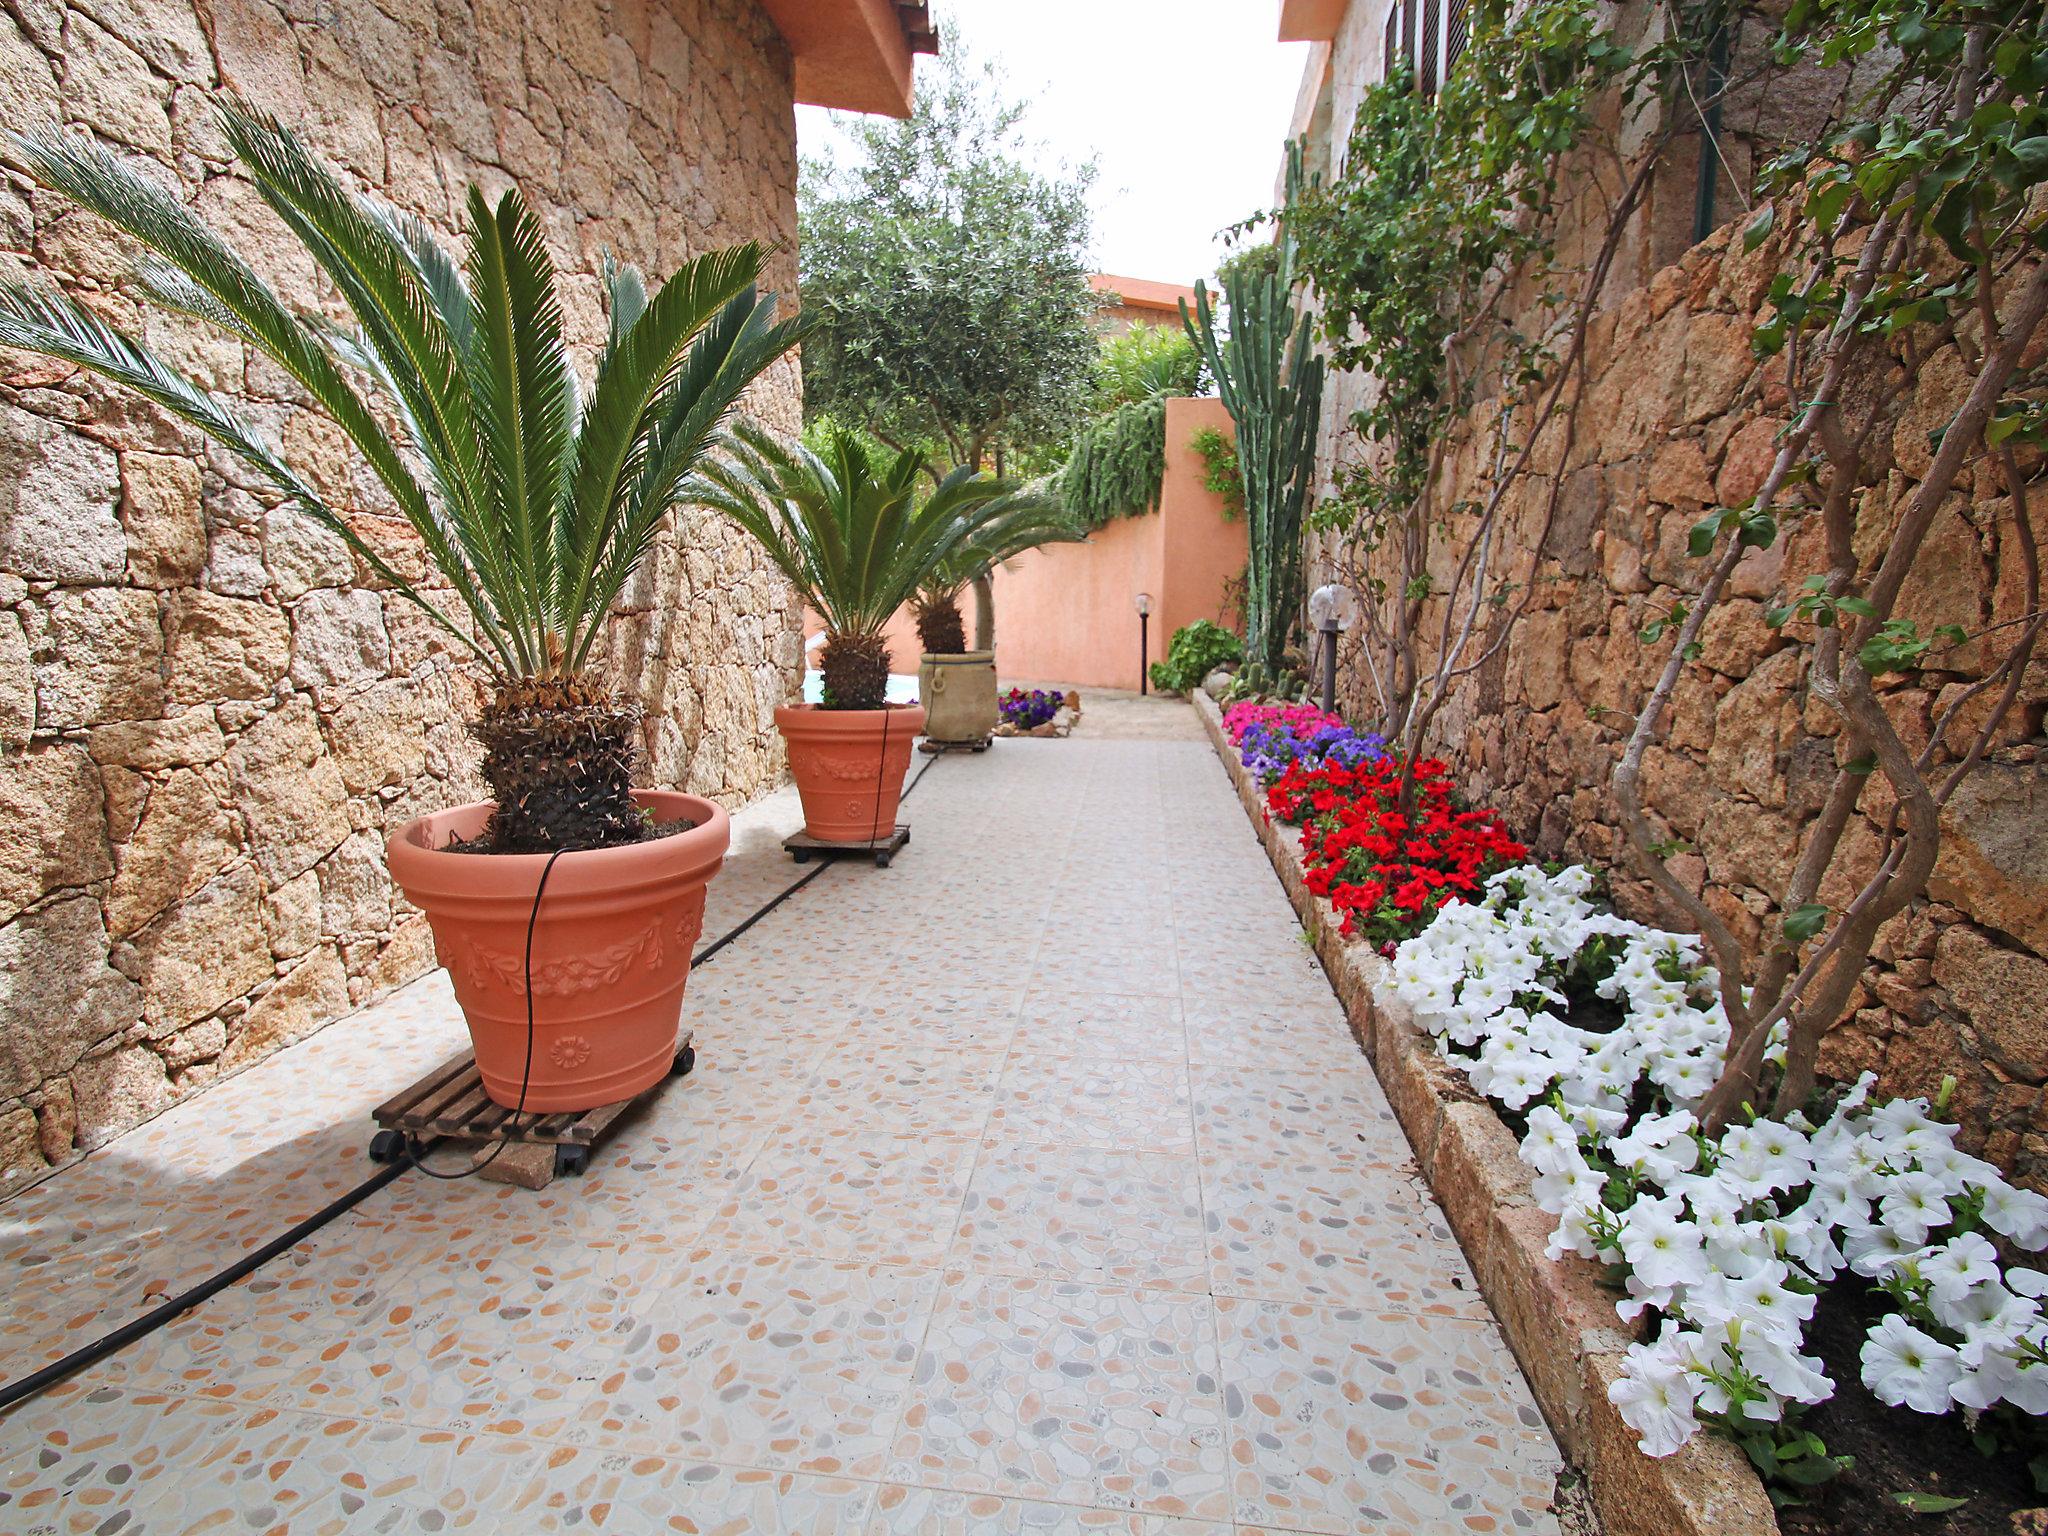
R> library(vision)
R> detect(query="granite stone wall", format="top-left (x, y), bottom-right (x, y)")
top-left (1327, 217), bottom-right (2048, 1185)
top-left (0, 0), bottom-right (808, 1183)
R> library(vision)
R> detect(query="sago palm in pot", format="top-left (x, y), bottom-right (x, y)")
top-left (910, 498), bottom-right (1083, 744)
top-left (0, 107), bottom-right (805, 1108)
top-left (692, 422), bottom-right (1024, 838)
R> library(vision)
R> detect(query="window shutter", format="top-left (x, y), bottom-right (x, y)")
top-left (1447, 0), bottom-right (1470, 75)
top-left (1383, 5), bottom-right (1398, 81)
top-left (1421, 0), bottom-right (1441, 98)
top-left (1400, 0), bottom-right (1417, 88)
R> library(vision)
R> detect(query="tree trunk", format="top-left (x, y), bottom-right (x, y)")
top-left (971, 573), bottom-right (995, 650)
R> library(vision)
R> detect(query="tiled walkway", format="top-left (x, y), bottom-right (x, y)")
top-left (0, 705), bottom-right (1564, 1533)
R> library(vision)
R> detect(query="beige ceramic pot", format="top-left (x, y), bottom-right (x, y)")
top-left (775, 701), bottom-right (925, 841)
top-left (386, 790), bottom-right (728, 1112)
top-left (918, 650), bottom-right (998, 743)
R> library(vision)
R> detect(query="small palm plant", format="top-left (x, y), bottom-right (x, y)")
top-left (692, 424), bottom-right (1029, 708)
top-left (0, 106), bottom-right (803, 852)
top-left (911, 498), bottom-right (1084, 655)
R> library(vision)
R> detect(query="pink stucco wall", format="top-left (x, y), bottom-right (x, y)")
top-left (993, 397), bottom-right (1243, 690)
top-left (802, 398), bottom-right (1244, 690)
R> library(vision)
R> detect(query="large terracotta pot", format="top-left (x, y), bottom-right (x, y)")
top-left (917, 651), bottom-right (997, 743)
top-left (386, 790), bottom-right (729, 1113)
top-left (775, 702), bottom-right (925, 842)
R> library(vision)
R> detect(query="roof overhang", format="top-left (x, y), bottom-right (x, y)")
top-left (1278, 0), bottom-right (1348, 42)
top-left (758, 0), bottom-right (938, 118)
top-left (1090, 273), bottom-right (1199, 316)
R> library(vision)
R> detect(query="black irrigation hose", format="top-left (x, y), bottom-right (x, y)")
top-left (0, 747), bottom-right (949, 1417)
top-left (0, 1151), bottom-right (419, 1415)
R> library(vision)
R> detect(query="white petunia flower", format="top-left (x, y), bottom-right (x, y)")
top-left (1619, 1195), bottom-right (1708, 1291)
top-left (1919, 1232), bottom-right (2002, 1309)
top-left (1877, 1171), bottom-right (1953, 1247)
top-left (1861, 1314), bottom-right (1963, 1413)
top-left (1981, 1181), bottom-right (2048, 1250)
top-left (1609, 1335), bottom-right (1701, 1457)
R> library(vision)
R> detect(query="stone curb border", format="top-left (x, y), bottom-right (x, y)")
top-left (1193, 690), bottom-right (1778, 1536)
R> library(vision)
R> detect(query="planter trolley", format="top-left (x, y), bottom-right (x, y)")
top-left (366, 1034), bottom-right (695, 1186)
top-left (782, 824), bottom-right (911, 868)
top-left (916, 736), bottom-right (991, 754)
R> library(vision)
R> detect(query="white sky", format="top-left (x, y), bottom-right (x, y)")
top-left (796, 2), bottom-right (1315, 287)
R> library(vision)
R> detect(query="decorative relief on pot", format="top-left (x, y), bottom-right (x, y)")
top-left (455, 888), bottom-right (707, 996)
top-left (549, 1035), bottom-right (592, 1070)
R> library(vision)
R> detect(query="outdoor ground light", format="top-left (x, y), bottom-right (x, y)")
top-left (1136, 591), bottom-right (1153, 695)
top-left (1308, 582), bottom-right (1358, 714)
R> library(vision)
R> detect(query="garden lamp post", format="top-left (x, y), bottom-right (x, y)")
top-left (1136, 591), bottom-right (1152, 695)
top-left (1308, 582), bottom-right (1358, 716)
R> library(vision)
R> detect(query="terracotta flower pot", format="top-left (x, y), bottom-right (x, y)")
top-left (386, 790), bottom-right (729, 1113)
top-left (775, 702), bottom-right (925, 842)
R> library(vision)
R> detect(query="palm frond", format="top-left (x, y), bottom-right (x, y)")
top-left (465, 185), bottom-right (574, 666)
top-left (0, 281), bottom-right (504, 670)
top-left (696, 422), bottom-right (1030, 650)
top-left (10, 129), bottom-right (443, 544)
top-left (6, 111), bottom-right (803, 696)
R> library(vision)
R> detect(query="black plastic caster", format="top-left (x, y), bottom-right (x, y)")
top-left (671, 1043), bottom-right (697, 1078)
top-left (874, 851), bottom-right (892, 868)
top-left (368, 1128), bottom-right (407, 1164)
top-left (791, 849), bottom-right (811, 864)
top-left (553, 1143), bottom-right (591, 1178)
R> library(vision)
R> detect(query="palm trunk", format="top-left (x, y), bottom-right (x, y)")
top-left (472, 679), bottom-right (647, 852)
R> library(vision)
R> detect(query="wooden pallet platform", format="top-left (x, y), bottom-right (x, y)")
top-left (368, 1036), bottom-right (693, 1185)
top-left (783, 823), bottom-right (910, 868)
top-left (917, 736), bottom-right (990, 754)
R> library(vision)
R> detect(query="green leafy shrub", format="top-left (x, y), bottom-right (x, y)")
top-left (1150, 619), bottom-right (1242, 694)
top-left (1188, 426), bottom-right (1243, 520)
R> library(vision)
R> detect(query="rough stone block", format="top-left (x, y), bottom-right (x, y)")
top-left (224, 697), bottom-right (351, 883)
top-left (31, 586), bottom-right (166, 728)
top-left (0, 403), bottom-right (123, 582)
top-left (121, 451), bottom-right (206, 588)
top-left (0, 897), bottom-right (139, 1098)
top-left (130, 864), bottom-right (270, 1034)
top-left (289, 587), bottom-right (391, 701)
top-left (221, 944), bottom-right (347, 1072)
top-left (0, 742), bottom-right (113, 924)
top-left (71, 1044), bottom-right (174, 1148)
top-left (165, 591), bottom-right (292, 705)
top-left (107, 767), bottom-right (239, 937)
top-left (1486, 1204), bottom-right (1638, 1457)
top-left (1431, 1100), bottom-right (1532, 1269)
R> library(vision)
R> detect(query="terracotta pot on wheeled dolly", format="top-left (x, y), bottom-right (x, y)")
top-left (775, 701), bottom-right (924, 867)
top-left (384, 790), bottom-right (730, 1126)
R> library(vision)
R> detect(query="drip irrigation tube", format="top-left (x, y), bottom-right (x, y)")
top-left (0, 749), bottom-right (945, 1416)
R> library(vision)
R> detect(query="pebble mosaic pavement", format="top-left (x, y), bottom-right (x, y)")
top-left (0, 702), bottom-right (1565, 1533)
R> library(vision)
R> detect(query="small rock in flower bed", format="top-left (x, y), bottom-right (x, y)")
top-left (1379, 864), bottom-right (2048, 1524)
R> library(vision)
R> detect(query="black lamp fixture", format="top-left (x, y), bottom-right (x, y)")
top-left (1308, 582), bottom-right (1358, 715)
top-left (1135, 591), bottom-right (1153, 695)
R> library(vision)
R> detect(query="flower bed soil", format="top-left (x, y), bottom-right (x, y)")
top-left (1781, 1283), bottom-right (2046, 1536)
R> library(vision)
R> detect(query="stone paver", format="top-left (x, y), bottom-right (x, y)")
top-left (0, 706), bottom-right (1563, 1533)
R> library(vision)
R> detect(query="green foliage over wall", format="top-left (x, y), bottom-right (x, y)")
top-left (1053, 325), bottom-right (1204, 530)
top-left (1189, 425), bottom-right (1243, 520)
top-left (1056, 395), bottom-right (1167, 530)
